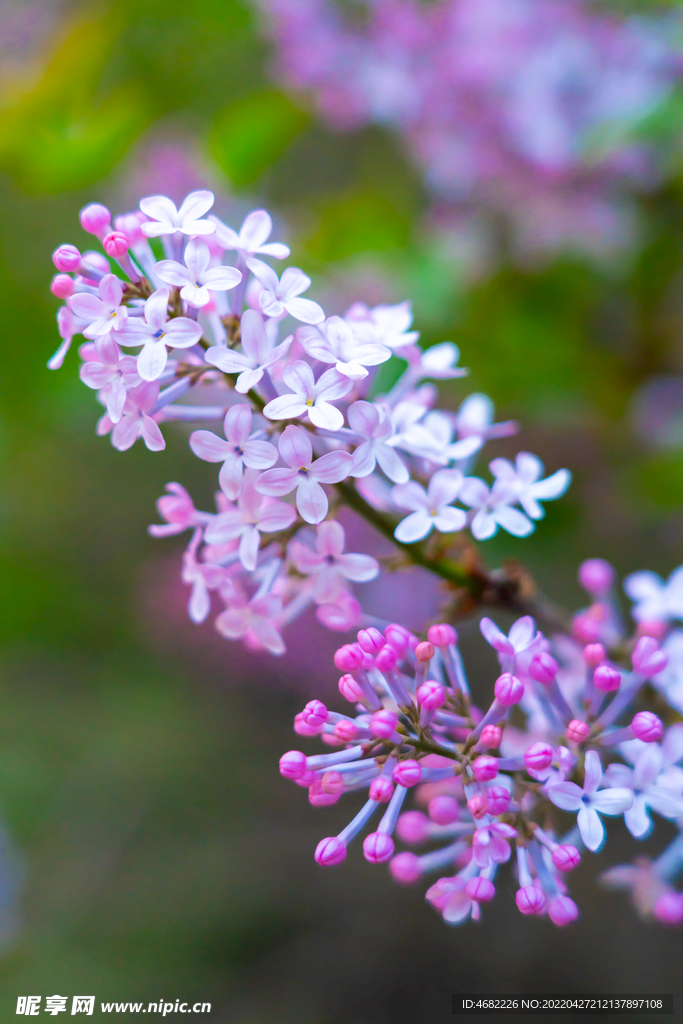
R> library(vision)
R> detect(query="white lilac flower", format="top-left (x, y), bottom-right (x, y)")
top-left (289, 520), bottom-right (379, 603)
top-left (210, 209), bottom-right (290, 259)
top-left (79, 336), bottom-right (141, 424)
top-left (246, 258), bottom-right (324, 324)
top-left (604, 743), bottom-right (683, 839)
top-left (479, 615), bottom-right (538, 657)
top-left (116, 288), bottom-right (203, 381)
top-left (68, 274), bottom-right (129, 340)
top-left (100, 381), bottom-right (165, 453)
top-left (455, 394), bottom-right (518, 444)
top-left (154, 238), bottom-right (242, 308)
top-left (653, 633), bottom-right (683, 714)
top-left (416, 342), bottom-right (468, 381)
top-left (548, 750), bottom-right (632, 851)
top-left (139, 190), bottom-right (216, 238)
top-left (263, 360), bottom-right (353, 431)
top-left (489, 453), bottom-right (571, 519)
top-left (297, 316), bottom-right (391, 380)
top-left (348, 400), bottom-right (409, 484)
top-left (624, 566), bottom-right (683, 623)
top-left (255, 425), bottom-right (352, 524)
top-left (391, 469), bottom-right (467, 542)
top-left (205, 309), bottom-right (293, 395)
top-left (346, 300), bottom-right (420, 350)
top-left (459, 477), bottom-right (534, 540)
top-left (394, 409), bottom-right (482, 463)
top-left (189, 404), bottom-right (279, 499)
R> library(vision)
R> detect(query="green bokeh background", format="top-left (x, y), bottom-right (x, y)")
top-left (0, 1), bottom-right (682, 1019)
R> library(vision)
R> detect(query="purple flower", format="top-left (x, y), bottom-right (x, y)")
top-left (472, 821), bottom-right (517, 868)
top-left (348, 400), bottom-right (409, 484)
top-left (297, 315), bottom-right (391, 379)
top-left (205, 309), bottom-right (293, 394)
top-left (479, 615), bottom-right (538, 657)
top-left (149, 483), bottom-right (210, 538)
top-left (548, 750), bottom-right (632, 851)
top-left (391, 469), bottom-right (467, 542)
top-left (68, 274), bottom-right (128, 340)
top-left (263, 360), bottom-right (353, 430)
top-left (116, 288), bottom-right (203, 381)
top-left (289, 520), bottom-right (379, 603)
top-left (154, 238), bottom-right (242, 308)
top-left (204, 471), bottom-right (296, 571)
top-left (605, 743), bottom-right (683, 839)
top-left (247, 258), bottom-right (324, 324)
top-left (210, 209), bottom-right (290, 260)
top-left (624, 566), bottom-right (683, 624)
top-left (79, 336), bottom-right (141, 423)
top-left (489, 453), bottom-right (571, 520)
top-left (139, 190), bottom-right (216, 238)
top-left (255, 425), bottom-right (352, 524)
top-left (100, 382), bottom-right (166, 453)
top-left (215, 593), bottom-right (286, 655)
top-left (460, 476), bottom-right (534, 540)
top-left (189, 404), bottom-right (278, 499)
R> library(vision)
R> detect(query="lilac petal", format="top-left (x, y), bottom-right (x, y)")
top-left (285, 298), bottom-right (325, 325)
top-left (532, 468), bottom-right (571, 500)
top-left (428, 469), bottom-right (464, 508)
top-left (47, 336), bottom-right (73, 370)
top-left (139, 416), bottom-right (166, 451)
top-left (603, 764), bottom-right (633, 788)
top-left (256, 242), bottom-right (290, 259)
top-left (351, 441), bottom-right (376, 478)
top-left (279, 425), bottom-right (312, 469)
top-left (337, 553), bottom-right (379, 582)
top-left (296, 476), bottom-right (329, 525)
top-left (663, 723), bottom-right (683, 767)
top-left (246, 257), bottom-right (280, 291)
top-left (577, 805), bottom-right (605, 851)
top-left (316, 520), bottom-right (345, 557)
top-left (205, 347), bottom-right (252, 373)
top-left (261, 334), bottom-right (294, 371)
top-left (243, 439), bottom-right (278, 470)
top-left (144, 288), bottom-right (171, 332)
top-left (202, 266), bottom-right (242, 290)
top-left (255, 468), bottom-right (299, 497)
top-left (647, 786), bottom-right (683, 818)
top-left (215, 607), bottom-right (249, 639)
top-left (163, 318), bottom-right (203, 349)
top-left (490, 836), bottom-right (512, 863)
top-left (347, 400), bottom-right (379, 438)
top-left (374, 444), bottom-right (408, 484)
top-left (470, 508), bottom-right (497, 540)
top-left (298, 329), bottom-right (335, 363)
top-left (257, 502), bottom-right (296, 533)
top-left (315, 367), bottom-right (353, 402)
top-left (210, 216), bottom-right (240, 249)
top-left (310, 450), bottom-right (352, 483)
top-left (205, 511), bottom-right (246, 544)
top-left (308, 400), bottom-right (344, 431)
top-left (547, 782), bottom-right (584, 812)
top-left (263, 395), bottom-right (307, 421)
top-left (240, 309), bottom-right (269, 363)
top-left (140, 194), bottom-right (178, 225)
top-left (106, 377), bottom-right (127, 423)
top-left (219, 456), bottom-right (244, 500)
top-left (153, 260), bottom-right (191, 288)
top-left (80, 362), bottom-right (115, 389)
top-left (634, 744), bottom-right (662, 790)
top-left (137, 340), bottom-right (168, 381)
top-left (394, 510), bottom-right (433, 544)
top-left (282, 360), bottom-right (315, 398)
top-left (391, 481), bottom-right (428, 512)
top-left (494, 505), bottom-right (534, 537)
top-left (100, 274), bottom-right (123, 307)
top-left (69, 293), bottom-right (105, 321)
top-left (291, 543), bottom-right (325, 575)
top-left (225, 404), bottom-right (252, 445)
top-left (258, 293), bottom-right (285, 319)
top-left (623, 571), bottom-right (662, 604)
top-left (624, 797), bottom-right (652, 838)
top-left (181, 219), bottom-right (216, 237)
top-left (111, 416), bottom-right (141, 451)
top-left (432, 507), bottom-right (467, 534)
top-left (236, 368), bottom-right (264, 394)
top-left (479, 617), bottom-right (514, 655)
top-left (183, 237), bottom-right (211, 279)
top-left (514, 452), bottom-right (544, 483)
top-left (188, 578), bottom-right (211, 624)
top-left (583, 750), bottom-right (603, 795)
top-left (280, 266), bottom-right (311, 298)
top-left (591, 788), bottom-right (633, 815)
top-left (508, 616), bottom-right (536, 652)
top-left (240, 210), bottom-right (273, 251)
top-left (177, 189), bottom-right (215, 223)
top-left (250, 616), bottom-right (286, 655)
top-left (189, 430), bottom-right (232, 462)
top-left (312, 567), bottom-right (344, 605)
top-left (132, 382), bottom-right (160, 414)
top-left (459, 477), bottom-right (489, 508)
top-left (239, 526), bottom-right (260, 572)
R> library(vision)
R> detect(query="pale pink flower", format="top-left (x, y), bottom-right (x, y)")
top-left (48, 306), bottom-right (90, 370)
top-left (215, 593), bottom-right (286, 654)
top-left (472, 821), bottom-right (517, 868)
top-left (116, 288), bottom-right (203, 381)
top-left (154, 238), bottom-right (242, 307)
top-left (181, 529), bottom-right (235, 624)
top-left (205, 309), bottom-right (293, 394)
top-left (210, 209), bottom-right (290, 259)
top-left (346, 301), bottom-right (419, 351)
top-left (480, 615), bottom-right (538, 657)
top-left (289, 520), bottom-right (379, 603)
top-left (348, 400), bottom-right (409, 484)
top-left (459, 476), bottom-right (534, 540)
top-left (246, 258), bottom-right (324, 324)
top-left (489, 453), bottom-right (571, 520)
top-left (548, 750), bottom-right (632, 851)
top-left (79, 336), bottom-right (141, 423)
top-left (139, 190), bottom-right (216, 238)
top-left (68, 274), bottom-right (128, 340)
top-left (297, 315), bottom-right (391, 379)
top-left (604, 743), bottom-right (683, 839)
top-left (391, 469), bottom-right (467, 542)
top-left (149, 483), bottom-right (210, 537)
top-left (425, 875), bottom-right (475, 924)
top-left (99, 382), bottom-right (165, 452)
top-left (189, 404), bottom-right (278, 498)
top-left (263, 361), bottom-right (353, 431)
top-left (204, 473), bottom-right (296, 571)
top-left (255, 425), bottom-right (352, 524)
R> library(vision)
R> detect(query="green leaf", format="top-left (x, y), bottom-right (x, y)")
top-left (209, 91), bottom-right (309, 186)
top-left (305, 189), bottom-right (411, 262)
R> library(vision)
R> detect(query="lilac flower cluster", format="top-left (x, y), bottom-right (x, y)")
top-left (49, 190), bottom-right (569, 652)
top-left (281, 567), bottom-right (683, 927)
top-left (256, 0), bottom-right (683, 253)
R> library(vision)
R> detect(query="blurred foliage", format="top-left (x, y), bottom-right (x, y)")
top-left (210, 91), bottom-right (309, 186)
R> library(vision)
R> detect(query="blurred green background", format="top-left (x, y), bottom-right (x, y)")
top-left (1, 0), bottom-right (683, 1020)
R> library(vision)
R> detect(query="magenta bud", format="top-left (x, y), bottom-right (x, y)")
top-left (547, 894), bottom-right (579, 926)
top-left (103, 230), bottom-right (129, 257)
top-left (578, 558), bottom-right (615, 596)
top-left (480, 725), bottom-right (502, 749)
top-left (467, 794), bottom-right (489, 819)
top-left (632, 711), bottom-right (663, 743)
top-left (516, 884), bottom-right (547, 915)
top-left (51, 273), bottom-right (75, 299)
top-left (294, 712), bottom-right (322, 737)
top-left (494, 673), bottom-right (524, 705)
top-left (583, 643), bottom-right (605, 667)
top-left (321, 770), bottom-right (344, 795)
top-left (594, 665), bottom-right (621, 692)
top-left (524, 742), bottom-right (554, 772)
top-left (390, 851), bottom-right (421, 884)
top-left (552, 844), bottom-right (581, 872)
top-left (466, 876), bottom-right (495, 902)
top-left (396, 811), bottom-right (429, 843)
top-left (529, 652), bottom-right (558, 685)
top-left (370, 709), bottom-right (398, 739)
top-left (315, 836), bottom-right (346, 866)
top-left (384, 623), bottom-right (411, 655)
top-left (653, 892), bottom-right (683, 926)
top-left (80, 202), bottom-right (111, 236)
top-left (53, 244), bottom-right (81, 272)
top-left (392, 759), bottom-right (422, 787)
top-left (334, 719), bottom-right (358, 742)
top-left (279, 750), bottom-right (307, 780)
top-left (566, 719), bottom-right (590, 744)
top-left (309, 780), bottom-right (340, 806)
top-left (415, 640), bottom-right (435, 663)
top-left (334, 644), bottom-right (363, 672)
top-left (363, 831), bottom-right (395, 864)
top-left (416, 680), bottom-right (446, 711)
top-left (302, 699), bottom-right (328, 728)
top-left (357, 627), bottom-right (384, 655)
top-left (632, 636), bottom-right (668, 677)
top-left (294, 769), bottom-right (316, 788)
top-left (572, 612), bottom-right (601, 644)
top-left (114, 211), bottom-right (145, 245)
top-left (338, 673), bottom-right (364, 703)
top-left (473, 755), bottom-right (498, 782)
top-left (485, 786), bottom-right (510, 815)
top-left (375, 643), bottom-right (398, 673)
top-left (428, 795), bottom-right (460, 825)
top-left (369, 776), bottom-right (394, 803)
top-left (427, 623), bottom-right (458, 648)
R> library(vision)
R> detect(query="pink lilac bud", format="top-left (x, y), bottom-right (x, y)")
top-left (583, 643), bottom-right (606, 667)
top-left (315, 836), bottom-right (346, 866)
top-left (51, 273), bottom-right (75, 299)
top-left (363, 831), bottom-right (395, 863)
top-left (369, 776), bottom-right (394, 803)
top-left (494, 673), bottom-right (524, 705)
top-left (473, 755), bottom-right (498, 782)
top-left (393, 760), bottom-right (422, 787)
top-left (480, 725), bottom-right (502, 749)
top-left (338, 674), bottom-right (364, 703)
top-left (53, 244), bottom-right (81, 272)
top-left (114, 211), bottom-right (145, 245)
top-left (638, 621), bottom-right (667, 640)
top-left (371, 709), bottom-right (398, 739)
top-left (103, 230), bottom-right (129, 257)
top-left (524, 742), bottom-right (553, 772)
top-left (466, 877), bottom-right (495, 902)
top-left (566, 719), bottom-right (590, 743)
top-left (397, 811), bottom-right (430, 843)
top-left (632, 636), bottom-right (668, 677)
top-left (594, 665), bottom-right (621, 692)
top-left (309, 781), bottom-right (340, 806)
top-left (428, 795), bottom-right (460, 825)
top-left (334, 719), bottom-right (358, 742)
top-left (547, 895), bottom-right (579, 926)
top-left (357, 627), bottom-right (384, 655)
top-left (385, 623), bottom-right (411, 655)
top-left (516, 884), bottom-right (547, 915)
top-left (415, 641), bottom-right (435, 663)
top-left (572, 612), bottom-right (601, 644)
top-left (578, 559), bottom-right (615, 595)
top-left (321, 771), bottom-right (344, 795)
top-left (80, 202), bottom-right (111, 237)
top-left (334, 644), bottom-right (363, 672)
top-left (552, 845), bottom-right (581, 872)
top-left (427, 623), bottom-right (458, 648)
top-left (375, 643), bottom-right (398, 672)
top-left (632, 711), bottom-right (663, 743)
top-left (653, 892), bottom-right (683, 926)
top-left (529, 652), bottom-right (558, 685)
top-left (417, 680), bottom-right (446, 711)
top-left (321, 733), bottom-right (345, 748)
top-left (302, 700), bottom-right (328, 728)
top-left (295, 769), bottom-right (316, 788)
top-left (294, 712), bottom-right (322, 737)
top-left (390, 851), bottom-right (421, 884)
top-left (279, 750), bottom-right (307, 780)
top-left (467, 794), bottom-right (489, 819)
top-left (486, 787), bottom-right (510, 815)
